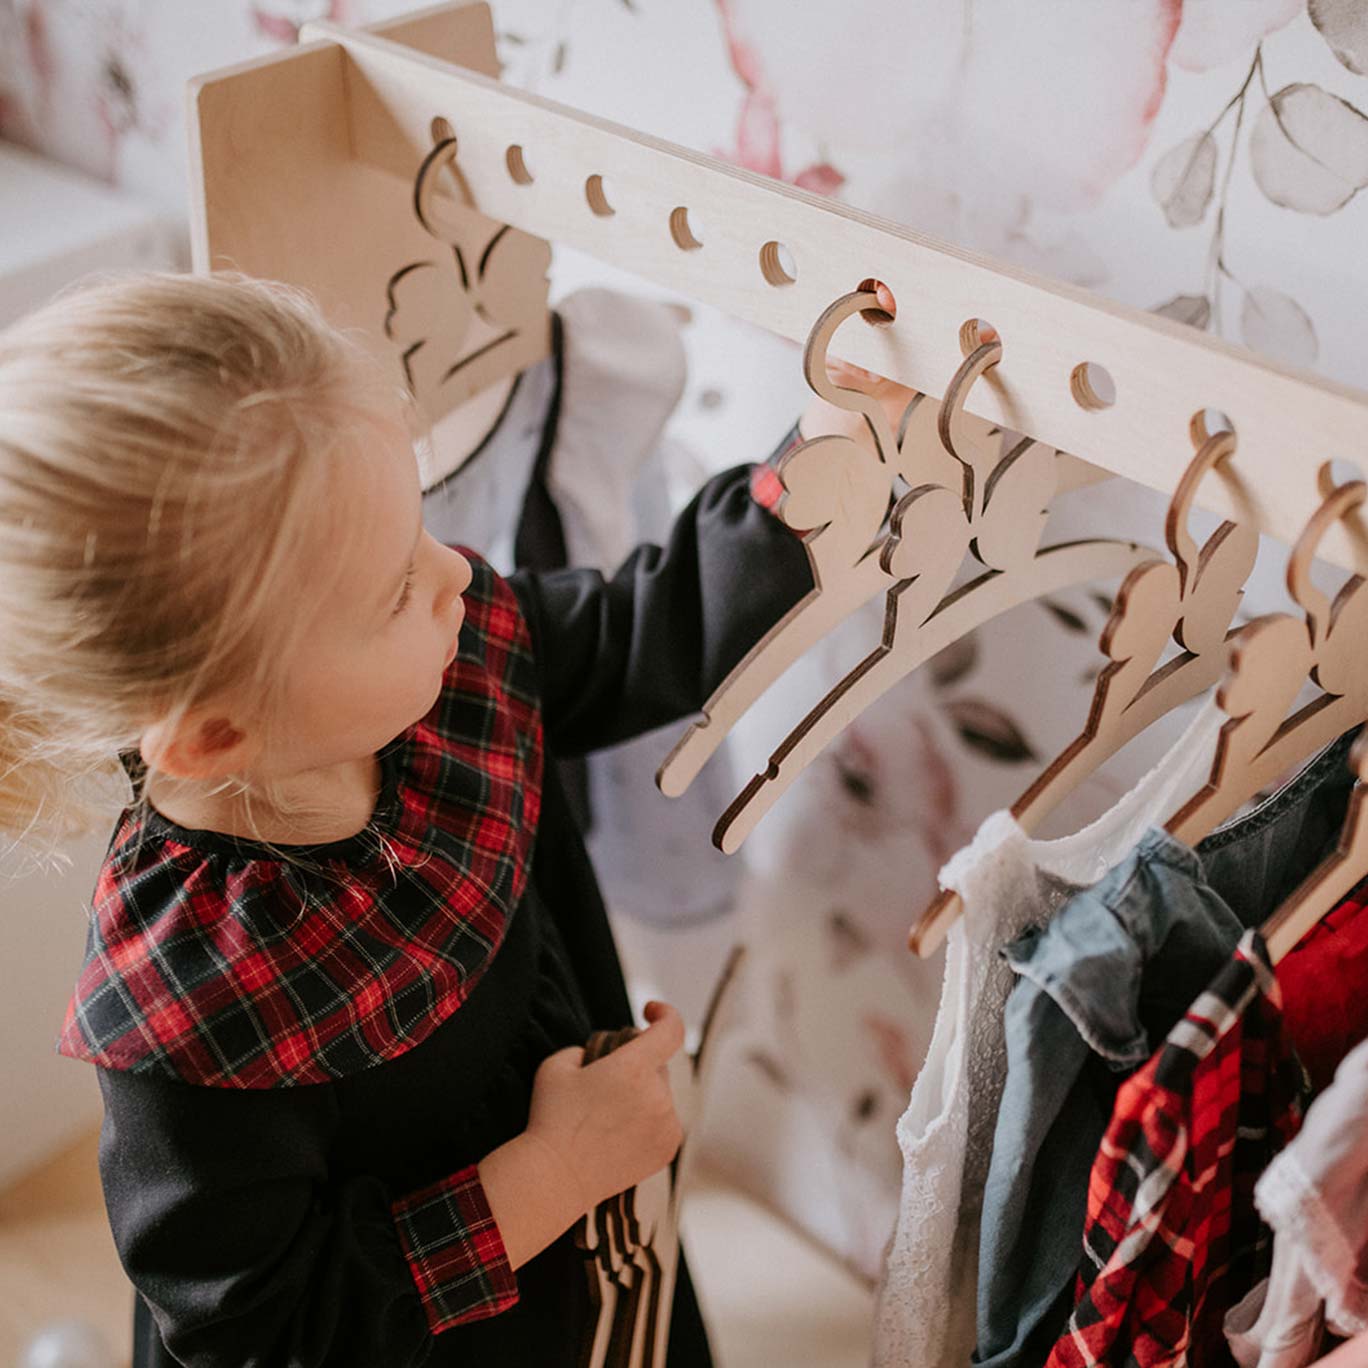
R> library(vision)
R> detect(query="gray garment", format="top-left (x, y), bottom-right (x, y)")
top-left (973, 730), bottom-right (1358, 1368)
top-left (421, 356), bottom-right (556, 571)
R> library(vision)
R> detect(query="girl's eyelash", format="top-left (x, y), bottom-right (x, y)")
top-left (393, 565), bottom-right (416, 616)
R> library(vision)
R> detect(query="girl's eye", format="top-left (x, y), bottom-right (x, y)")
top-left (392, 565), bottom-right (416, 617)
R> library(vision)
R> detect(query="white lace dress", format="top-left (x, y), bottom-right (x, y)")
top-left (871, 700), bottom-right (1226, 1367)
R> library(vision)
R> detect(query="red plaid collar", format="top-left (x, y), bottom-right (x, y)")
top-left (57, 554), bottom-right (544, 1088)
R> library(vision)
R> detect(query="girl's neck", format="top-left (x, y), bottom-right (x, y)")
top-left (145, 753), bottom-right (383, 845)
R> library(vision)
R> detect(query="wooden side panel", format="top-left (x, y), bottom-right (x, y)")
top-left (186, 3), bottom-right (550, 423)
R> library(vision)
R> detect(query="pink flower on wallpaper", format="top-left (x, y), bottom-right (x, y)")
top-left (716, 0), bottom-right (1181, 231)
top-left (0, 0), bottom-right (53, 147)
top-left (1170, 0), bottom-right (1304, 71)
top-left (25, 1), bottom-right (55, 88)
top-left (863, 1012), bottom-right (920, 1094)
top-left (712, 0), bottom-right (847, 195)
top-left (252, 0), bottom-right (354, 46)
top-left (824, 707), bottom-right (965, 868)
top-left (91, 13), bottom-right (172, 182)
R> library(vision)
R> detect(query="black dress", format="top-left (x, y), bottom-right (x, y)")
top-left (60, 460), bottom-right (812, 1367)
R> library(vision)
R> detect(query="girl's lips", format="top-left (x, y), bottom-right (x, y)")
top-left (442, 617), bottom-right (464, 668)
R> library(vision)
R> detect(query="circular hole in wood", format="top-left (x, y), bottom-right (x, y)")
top-left (585, 174), bottom-right (616, 217)
top-left (506, 145), bottom-right (534, 185)
top-left (1189, 409), bottom-right (1235, 445)
top-left (1070, 360), bottom-right (1117, 411)
top-left (958, 318), bottom-right (1000, 354)
top-left (1328, 457), bottom-right (1368, 489)
top-left (670, 206), bottom-right (703, 251)
top-left (430, 116), bottom-right (455, 145)
top-left (759, 241), bottom-right (797, 287)
top-left (857, 277), bottom-right (896, 326)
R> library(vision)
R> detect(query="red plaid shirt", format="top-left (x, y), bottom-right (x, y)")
top-left (1046, 932), bottom-right (1306, 1368)
top-left (1277, 878), bottom-right (1368, 1094)
top-left (58, 552), bottom-right (539, 1329)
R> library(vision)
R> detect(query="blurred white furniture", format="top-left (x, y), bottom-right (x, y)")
top-left (0, 141), bottom-right (180, 1189)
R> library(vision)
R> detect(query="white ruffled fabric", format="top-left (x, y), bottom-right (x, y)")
top-left (872, 699), bottom-right (1225, 1368)
top-left (1227, 1036), bottom-right (1368, 1367)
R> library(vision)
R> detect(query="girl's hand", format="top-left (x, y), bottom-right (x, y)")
top-left (526, 1000), bottom-right (685, 1213)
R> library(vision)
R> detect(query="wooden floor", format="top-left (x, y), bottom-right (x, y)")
top-left (0, 1129), bottom-right (132, 1367)
top-left (0, 1132), bottom-right (872, 1368)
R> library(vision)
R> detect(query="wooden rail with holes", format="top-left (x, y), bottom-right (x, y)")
top-left (191, 3), bottom-right (1368, 570)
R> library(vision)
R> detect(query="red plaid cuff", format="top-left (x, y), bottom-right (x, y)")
top-left (749, 422), bottom-right (805, 528)
top-left (392, 1164), bottom-right (518, 1333)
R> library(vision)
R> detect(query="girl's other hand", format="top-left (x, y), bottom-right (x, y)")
top-left (527, 1000), bottom-right (685, 1214)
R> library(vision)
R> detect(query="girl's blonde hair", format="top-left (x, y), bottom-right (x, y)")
top-left (0, 271), bottom-right (399, 844)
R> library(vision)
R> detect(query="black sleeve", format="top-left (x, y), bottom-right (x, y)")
top-left (508, 460), bottom-right (813, 757)
top-left (96, 1066), bottom-right (501, 1367)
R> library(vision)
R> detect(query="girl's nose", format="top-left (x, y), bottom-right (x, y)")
top-left (434, 546), bottom-right (473, 617)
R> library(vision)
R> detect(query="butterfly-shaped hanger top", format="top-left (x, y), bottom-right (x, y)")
top-left (910, 414), bottom-right (1259, 955)
top-left (683, 306), bottom-right (1152, 854)
top-left (384, 133), bottom-right (552, 421)
top-left (1165, 463), bottom-right (1368, 850)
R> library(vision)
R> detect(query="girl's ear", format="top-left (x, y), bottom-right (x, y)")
top-left (140, 712), bottom-right (255, 781)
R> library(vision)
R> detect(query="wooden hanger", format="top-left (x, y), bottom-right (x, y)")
top-left (1262, 730), bottom-right (1368, 964)
top-left (701, 331), bottom-right (1154, 854)
top-left (657, 294), bottom-right (1111, 804)
top-left (390, 131), bottom-right (554, 483)
top-left (656, 288), bottom-right (910, 800)
top-left (572, 946), bottom-right (747, 1368)
top-left (908, 415), bottom-right (1260, 956)
top-left (1161, 463), bottom-right (1368, 855)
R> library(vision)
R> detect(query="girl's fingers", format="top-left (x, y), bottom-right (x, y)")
top-left (626, 1001), bottom-right (685, 1065)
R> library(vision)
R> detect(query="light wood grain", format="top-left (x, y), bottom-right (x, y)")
top-left (289, 17), bottom-right (1368, 571)
top-left (188, 3), bottom-right (551, 428)
top-left (1263, 732), bottom-right (1368, 963)
top-left (910, 426), bottom-right (1259, 956)
top-left (0, 1130), bottom-right (131, 1368)
top-left (1166, 469), bottom-right (1368, 852)
top-left (707, 331), bottom-right (1153, 854)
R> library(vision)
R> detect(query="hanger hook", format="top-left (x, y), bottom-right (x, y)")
top-left (1287, 461), bottom-right (1368, 650)
top-left (1165, 423), bottom-right (1246, 587)
top-left (800, 290), bottom-right (902, 463)
top-left (936, 334), bottom-right (1004, 514)
top-left (413, 134), bottom-right (477, 241)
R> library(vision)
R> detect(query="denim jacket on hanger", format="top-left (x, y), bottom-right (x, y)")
top-left (973, 729), bottom-right (1359, 1368)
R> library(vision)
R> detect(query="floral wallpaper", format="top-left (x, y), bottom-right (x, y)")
top-left (3, 0), bottom-right (1368, 1283)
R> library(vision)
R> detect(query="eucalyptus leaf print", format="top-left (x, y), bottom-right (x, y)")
top-left (828, 910), bottom-right (872, 971)
top-left (1309, 0), bottom-right (1368, 76)
top-left (1250, 83), bottom-right (1368, 215)
top-left (941, 698), bottom-right (1038, 764)
top-left (251, 1), bottom-right (350, 45)
top-left (863, 1013), bottom-right (920, 1093)
top-left (1240, 284), bottom-right (1319, 365)
top-left (929, 635), bottom-right (979, 689)
top-left (1040, 598), bottom-right (1090, 634)
top-left (1152, 294), bottom-right (1213, 330)
top-left (1152, 131), bottom-right (1219, 226)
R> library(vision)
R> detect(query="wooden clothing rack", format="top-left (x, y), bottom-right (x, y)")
top-left (189, 1), bottom-right (1368, 572)
top-left (189, 0), bottom-right (1368, 885)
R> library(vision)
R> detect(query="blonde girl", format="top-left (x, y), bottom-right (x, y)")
top-left (0, 270), bottom-right (901, 1367)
